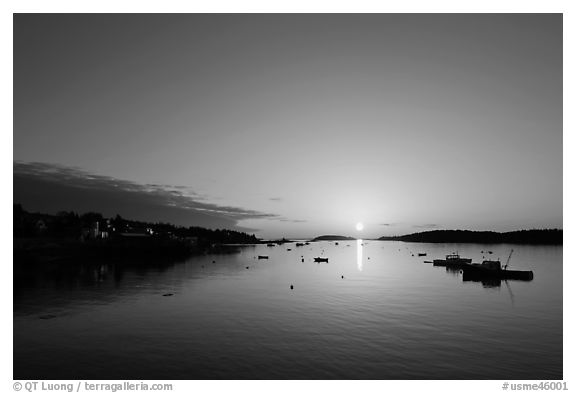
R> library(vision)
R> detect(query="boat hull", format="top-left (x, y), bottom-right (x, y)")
top-left (432, 259), bottom-right (472, 267)
top-left (461, 265), bottom-right (534, 281)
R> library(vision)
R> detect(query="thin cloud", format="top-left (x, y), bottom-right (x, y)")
top-left (413, 224), bottom-right (440, 229)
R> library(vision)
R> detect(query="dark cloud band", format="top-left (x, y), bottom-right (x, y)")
top-left (14, 161), bottom-right (278, 229)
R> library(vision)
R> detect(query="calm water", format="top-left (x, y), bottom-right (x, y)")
top-left (14, 241), bottom-right (562, 379)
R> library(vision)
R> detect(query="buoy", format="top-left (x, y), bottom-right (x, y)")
top-left (290, 285), bottom-right (293, 290)
top-left (212, 260), bottom-right (215, 263)
top-left (246, 266), bottom-right (249, 269)
top-left (341, 275), bottom-right (344, 279)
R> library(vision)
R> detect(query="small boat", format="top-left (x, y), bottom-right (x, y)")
top-left (461, 260), bottom-right (533, 281)
top-left (418, 253), bottom-right (427, 257)
top-left (313, 257), bottom-right (329, 263)
top-left (295, 243), bottom-right (305, 247)
top-left (433, 253), bottom-right (472, 267)
top-left (258, 255), bottom-right (269, 259)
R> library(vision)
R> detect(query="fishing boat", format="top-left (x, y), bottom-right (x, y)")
top-left (460, 250), bottom-right (533, 281)
top-left (432, 253), bottom-right (472, 267)
top-left (313, 257), bottom-right (329, 263)
top-left (460, 260), bottom-right (533, 281)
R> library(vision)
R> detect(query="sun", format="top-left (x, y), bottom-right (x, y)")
top-left (355, 222), bottom-right (364, 231)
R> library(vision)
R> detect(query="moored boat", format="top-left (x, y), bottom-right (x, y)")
top-left (461, 260), bottom-right (533, 281)
top-left (432, 253), bottom-right (472, 267)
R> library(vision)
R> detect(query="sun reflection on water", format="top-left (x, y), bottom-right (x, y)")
top-left (357, 239), bottom-right (363, 271)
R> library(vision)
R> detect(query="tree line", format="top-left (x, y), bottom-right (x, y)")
top-left (13, 204), bottom-right (260, 244)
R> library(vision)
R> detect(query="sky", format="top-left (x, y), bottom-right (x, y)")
top-left (13, 13), bottom-right (563, 239)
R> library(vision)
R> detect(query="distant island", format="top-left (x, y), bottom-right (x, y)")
top-left (378, 229), bottom-right (562, 245)
top-left (312, 235), bottom-right (356, 241)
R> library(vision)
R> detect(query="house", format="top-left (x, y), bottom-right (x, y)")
top-left (35, 219), bottom-right (47, 234)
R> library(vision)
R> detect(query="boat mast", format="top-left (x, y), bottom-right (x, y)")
top-left (504, 249), bottom-right (514, 270)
